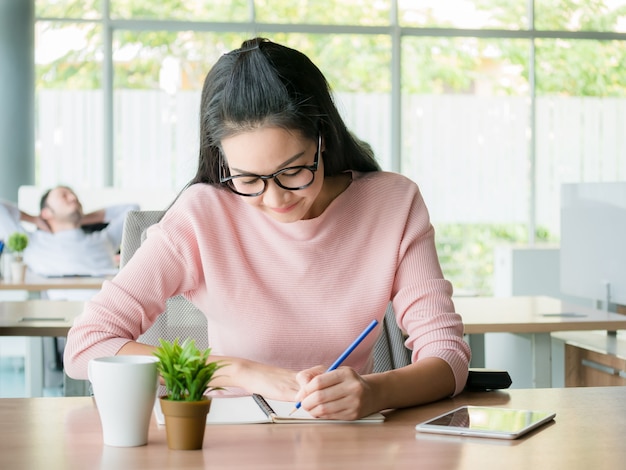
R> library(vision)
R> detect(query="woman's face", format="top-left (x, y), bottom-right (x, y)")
top-left (220, 127), bottom-right (325, 223)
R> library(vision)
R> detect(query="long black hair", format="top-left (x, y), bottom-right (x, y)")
top-left (189, 37), bottom-right (380, 187)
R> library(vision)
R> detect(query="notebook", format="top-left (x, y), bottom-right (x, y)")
top-left (154, 394), bottom-right (385, 425)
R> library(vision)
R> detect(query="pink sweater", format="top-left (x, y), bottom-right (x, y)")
top-left (64, 171), bottom-right (471, 395)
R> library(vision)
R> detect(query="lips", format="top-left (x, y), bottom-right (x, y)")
top-left (270, 201), bottom-right (299, 214)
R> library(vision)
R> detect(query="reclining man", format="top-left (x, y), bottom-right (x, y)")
top-left (0, 186), bottom-right (139, 381)
top-left (0, 185), bottom-right (139, 299)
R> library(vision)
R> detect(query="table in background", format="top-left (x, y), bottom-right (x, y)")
top-left (552, 330), bottom-right (626, 386)
top-left (0, 300), bottom-right (82, 336)
top-left (0, 300), bottom-right (84, 397)
top-left (456, 295), bottom-right (626, 387)
top-left (1, 273), bottom-right (108, 397)
top-left (0, 386), bottom-right (623, 469)
top-left (7, 294), bottom-right (626, 395)
top-left (0, 272), bottom-right (107, 295)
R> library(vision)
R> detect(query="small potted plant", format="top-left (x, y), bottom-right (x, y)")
top-left (6, 232), bottom-right (29, 282)
top-left (153, 338), bottom-right (225, 450)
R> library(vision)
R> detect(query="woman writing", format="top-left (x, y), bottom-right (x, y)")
top-left (64, 37), bottom-right (471, 420)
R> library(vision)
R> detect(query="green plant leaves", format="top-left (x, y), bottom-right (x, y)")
top-left (7, 232), bottom-right (29, 253)
top-left (153, 338), bottom-right (225, 402)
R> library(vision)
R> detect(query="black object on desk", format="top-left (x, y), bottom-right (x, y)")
top-left (465, 369), bottom-right (512, 391)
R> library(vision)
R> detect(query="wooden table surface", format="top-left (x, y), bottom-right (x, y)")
top-left (0, 386), bottom-right (623, 470)
top-left (455, 295), bottom-right (626, 334)
top-left (0, 272), bottom-right (108, 291)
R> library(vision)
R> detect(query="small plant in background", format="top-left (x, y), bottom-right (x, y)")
top-left (153, 338), bottom-right (225, 402)
top-left (7, 232), bottom-right (29, 262)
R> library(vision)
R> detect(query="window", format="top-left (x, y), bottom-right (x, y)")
top-left (34, 0), bottom-right (626, 295)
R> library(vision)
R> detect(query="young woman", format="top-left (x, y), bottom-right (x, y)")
top-left (65, 37), bottom-right (471, 420)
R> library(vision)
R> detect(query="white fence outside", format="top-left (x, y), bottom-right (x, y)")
top-left (37, 90), bottom-right (626, 236)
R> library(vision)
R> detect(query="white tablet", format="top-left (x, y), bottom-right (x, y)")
top-left (415, 406), bottom-right (556, 440)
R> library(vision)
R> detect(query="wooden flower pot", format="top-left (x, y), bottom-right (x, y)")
top-left (159, 396), bottom-right (212, 450)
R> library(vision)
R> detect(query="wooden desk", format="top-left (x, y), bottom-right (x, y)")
top-left (0, 272), bottom-right (107, 292)
top-left (0, 300), bottom-right (84, 397)
top-left (455, 296), bottom-right (626, 387)
top-left (0, 274), bottom-right (106, 397)
top-left (0, 300), bottom-right (82, 336)
top-left (0, 386), bottom-right (623, 469)
top-left (553, 330), bottom-right (626, 386)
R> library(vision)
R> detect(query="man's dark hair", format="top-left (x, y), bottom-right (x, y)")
top-left (39, 189), bottom-right (52, 211)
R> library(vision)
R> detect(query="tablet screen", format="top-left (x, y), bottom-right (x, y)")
top-left (415, 406), bottom-right (556, 439)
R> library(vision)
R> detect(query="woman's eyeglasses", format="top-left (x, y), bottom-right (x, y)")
top-left (220, 135), bottom-right (320, 197)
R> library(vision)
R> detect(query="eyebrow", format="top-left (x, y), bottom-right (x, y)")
top-left (230, 151), bottom-right (307, 175)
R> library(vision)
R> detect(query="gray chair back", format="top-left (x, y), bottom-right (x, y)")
top-left (372, 303), bottom-right (412, 372)
top-left (120, 210), bottom-right (209, 350)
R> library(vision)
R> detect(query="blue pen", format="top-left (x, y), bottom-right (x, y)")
top-left (289, 319), bottom-right (379, 415)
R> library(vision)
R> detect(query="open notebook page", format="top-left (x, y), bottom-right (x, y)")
top-left (154, 395), bottom-right (385, 425)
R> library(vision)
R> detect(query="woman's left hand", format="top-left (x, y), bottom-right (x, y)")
top-left (294, 365), bottom-right (375, 420)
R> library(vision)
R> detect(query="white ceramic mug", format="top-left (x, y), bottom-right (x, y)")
top-left (88, 355), bottom-right (159, 447)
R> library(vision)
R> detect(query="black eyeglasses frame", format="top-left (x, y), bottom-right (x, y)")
top-left (219, 135), bottom-right (321, 197)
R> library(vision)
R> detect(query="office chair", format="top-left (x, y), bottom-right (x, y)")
top-left (120, 210), bottom-right (510, 391)
top-left (372, 303), bottom-right (412, 372)
top-left (119, 210), bottom-right (209, 351)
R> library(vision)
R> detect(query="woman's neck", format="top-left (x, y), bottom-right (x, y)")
top-left (307, 172), bottom-right (353, 219)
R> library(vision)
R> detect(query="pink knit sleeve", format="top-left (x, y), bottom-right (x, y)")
top-left (63, 203), bottom-right (202, 380)
top-left (390, 187), bottom-right (471, 396)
